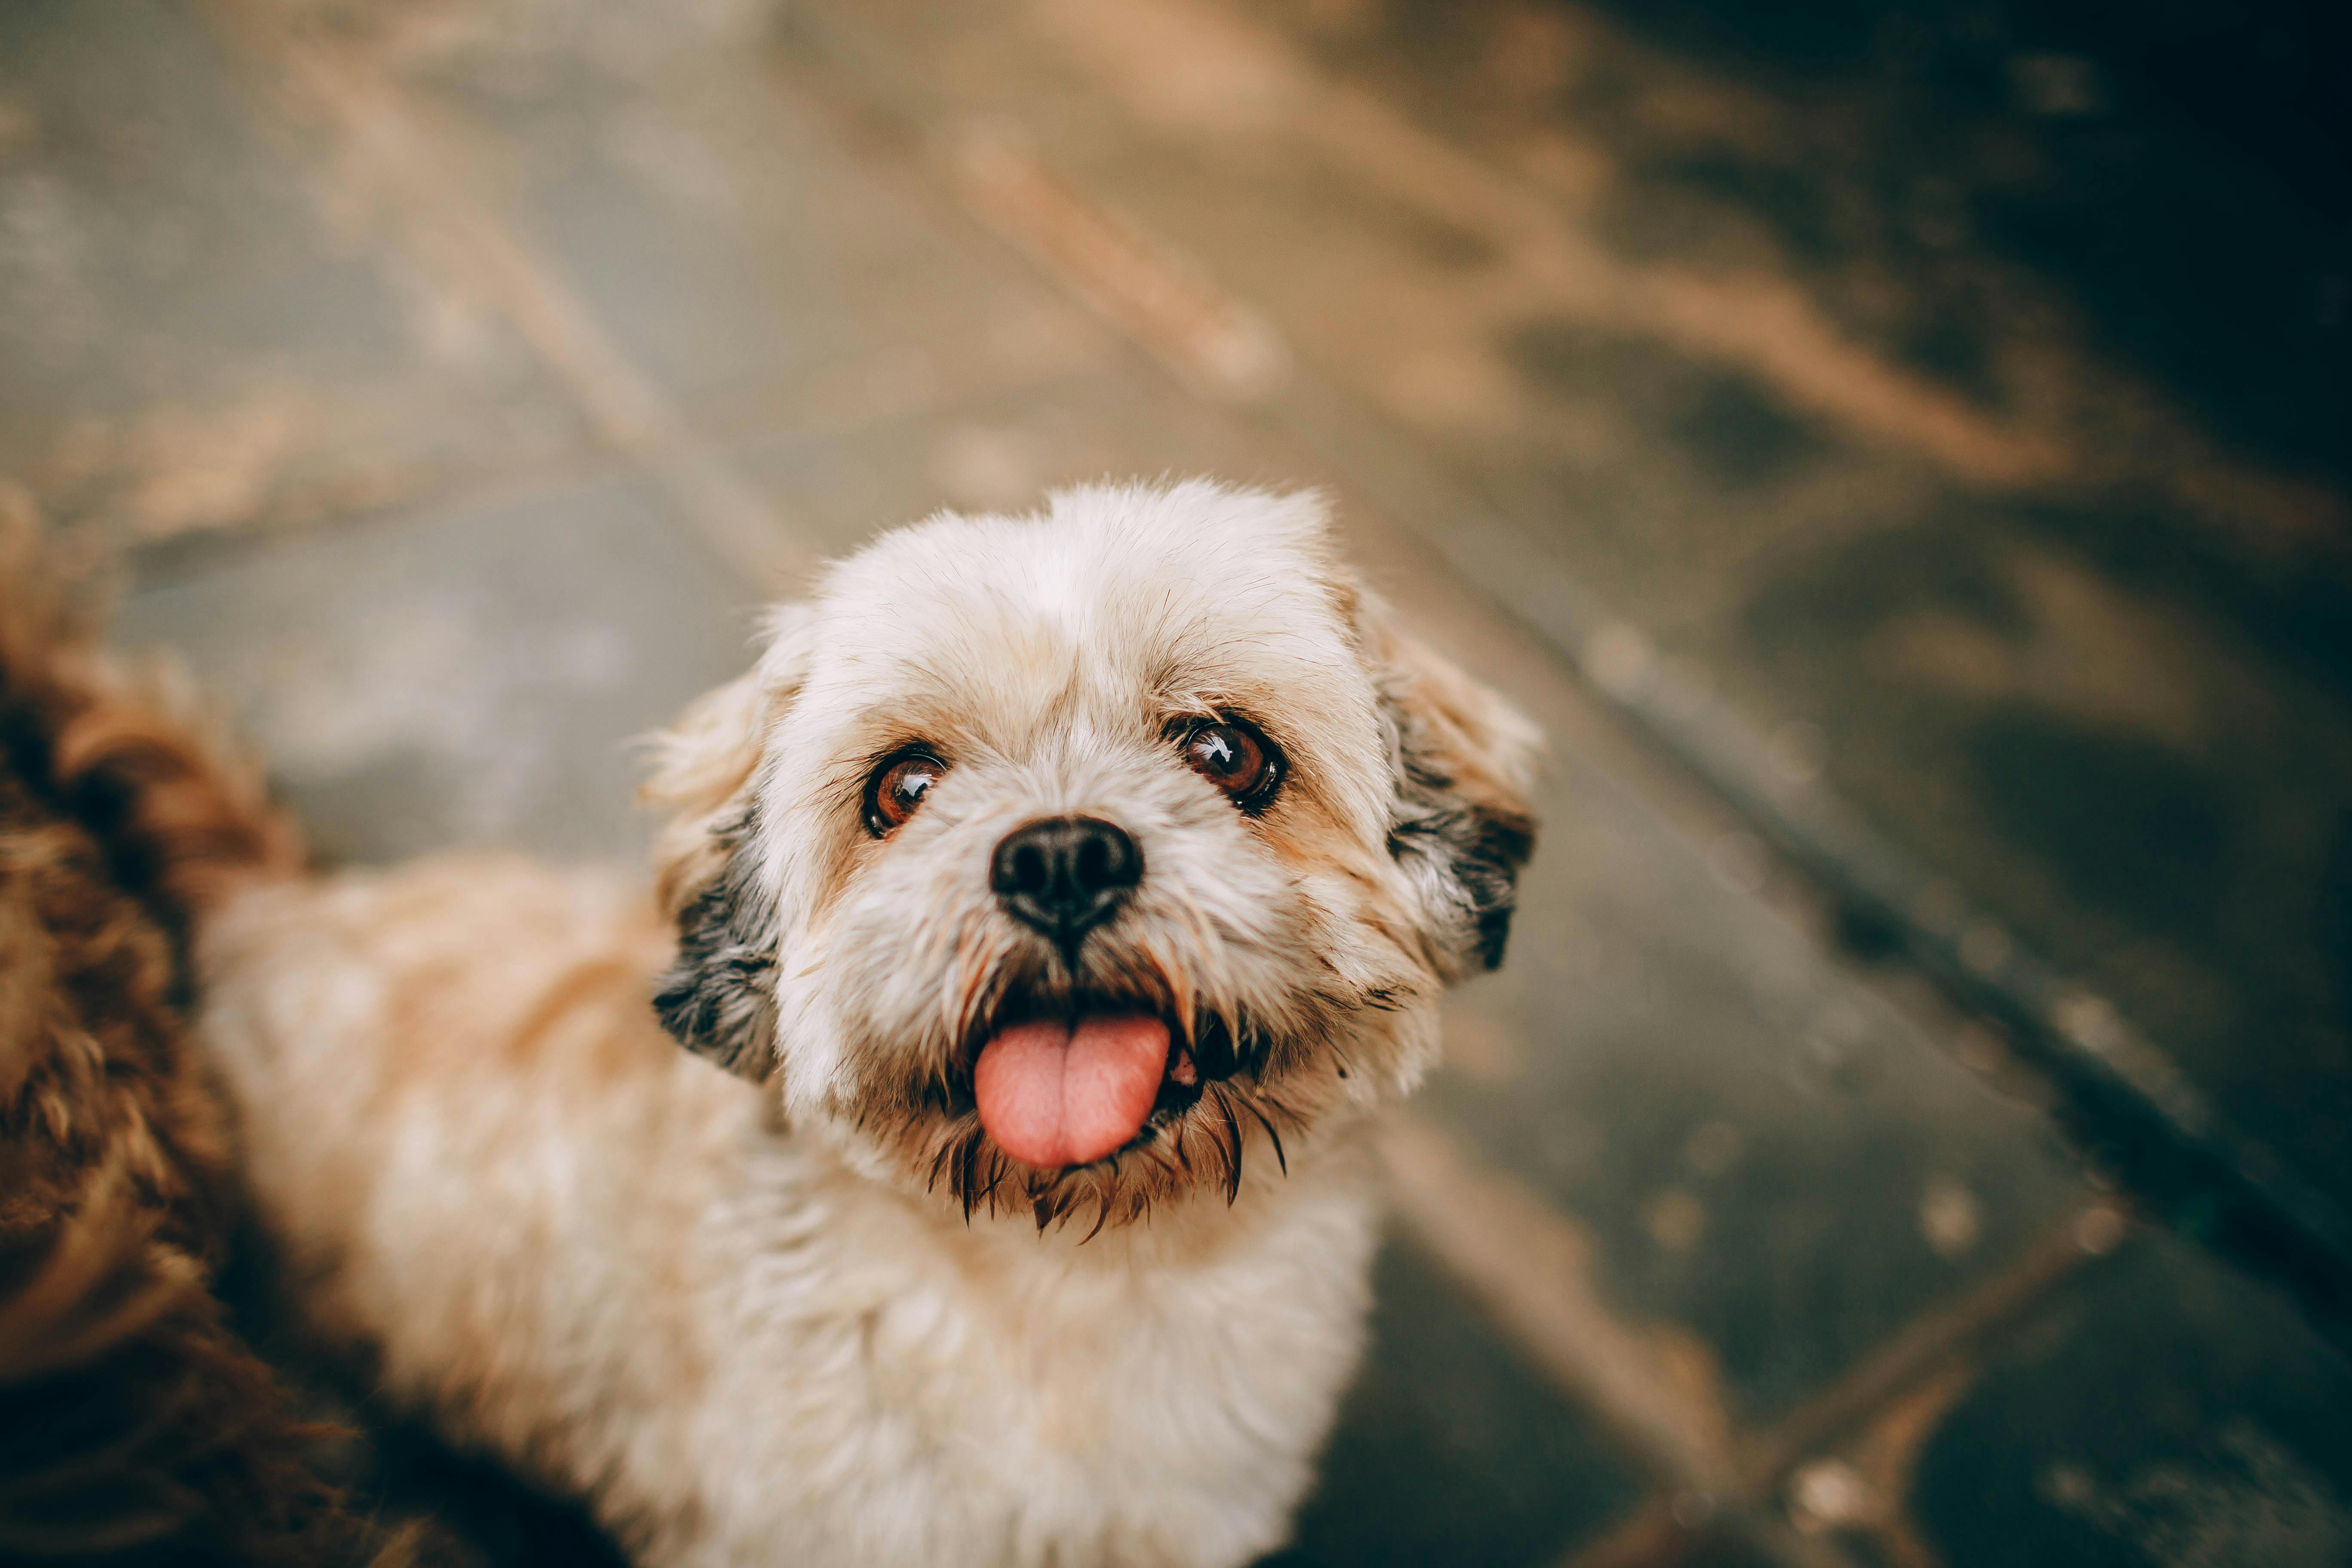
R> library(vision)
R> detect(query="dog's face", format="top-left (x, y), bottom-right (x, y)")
top-left (647, 483), bottom-right (1536, 1229)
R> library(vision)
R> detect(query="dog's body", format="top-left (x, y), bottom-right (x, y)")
top-left (199, 484), bottom-right (1537, 1568)
top-left (204, 856), bottom-right (1383, 1567)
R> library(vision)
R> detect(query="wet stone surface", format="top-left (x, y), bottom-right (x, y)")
top-left (1266, 1239), bottom-right (1647, 1568)
top-left (1910, 1231), bottom-right (2352, 1568)
top-left (116, 476), bottom-right (756, 865)
top-left (323, 0), bottom-right (1109, 442)
top-left (1740, 501), bottom-right (2352, 1208)
top-left (1433, 738), bottom-right (2083, 1424)
top-left (0, 0), bottom-right (594, 540)
top-left (722, 363), bottom-right (1312, 558)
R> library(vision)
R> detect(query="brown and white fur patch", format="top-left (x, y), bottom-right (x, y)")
top-left (199, 482), bottom-right (1539, 1568)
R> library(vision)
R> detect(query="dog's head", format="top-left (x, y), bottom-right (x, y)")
top-left (646, 482), bottom-right (1537, 1230)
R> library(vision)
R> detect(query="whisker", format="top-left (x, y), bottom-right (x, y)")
top-left (1243, 1100), bottom-right (1288, 1177)
top-left (1214, 1087), bottom-right (1244, 1205)
top-left (957, 1134), bottom-right (983, 1223)
top-left (1080, 1190), bottom-right (1113, 1244)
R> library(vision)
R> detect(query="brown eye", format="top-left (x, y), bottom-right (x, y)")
top-left (866, 753), bottom-right (946, 836)
top-left (1183, 720), bottom-right (1279, 807)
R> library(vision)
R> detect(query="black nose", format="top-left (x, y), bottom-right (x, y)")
top-left (989, 816), bottom-right (1142, 943)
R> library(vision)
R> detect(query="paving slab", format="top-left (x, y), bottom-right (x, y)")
top-left (1269, 1238), bottom-right (1649, 1568)
top-left (116, 473), bottom-right (758, 865)
top-left (1906, 1231), bottom-right (2352, 1568)
top-left (724, 366), bottom-right (1308, 557)
top-left (1430, 759), bottom-right (2084, 1427)
top-left (0, 0), bottom-right (596, 541)
top-left (248, 0), bottom-right (1114, 452)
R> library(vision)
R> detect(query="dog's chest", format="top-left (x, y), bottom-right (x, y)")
top-left (682, 1150), bottom-right (1381, 1568)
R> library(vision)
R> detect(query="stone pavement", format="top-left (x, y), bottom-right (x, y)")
top-left (6, 1), bottom-right (2350, 1563)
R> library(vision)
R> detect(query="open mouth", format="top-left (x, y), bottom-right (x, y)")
top-left (968, 999), bottom-right (1247, 1170)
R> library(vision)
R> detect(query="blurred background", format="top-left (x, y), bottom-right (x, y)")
top-left (5, 0), bottom-right (2349, 1563)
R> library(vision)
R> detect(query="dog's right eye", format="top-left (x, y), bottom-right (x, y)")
top-left (1182, 719), bottom-right (1281, 810)
top-left (866, 753), bottom-right (947, 837)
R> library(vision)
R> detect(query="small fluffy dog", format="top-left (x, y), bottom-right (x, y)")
top-left (199, 482), bottom-right (1539, 1567)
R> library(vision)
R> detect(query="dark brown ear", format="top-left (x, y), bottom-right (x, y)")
top-left (640, 609), bottom-right (813, 1080)
top-left (1360, 592), bottom-right (1542, 980)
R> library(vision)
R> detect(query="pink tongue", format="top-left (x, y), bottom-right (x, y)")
top-left (974, 1015), bottom-right (1171, 1169)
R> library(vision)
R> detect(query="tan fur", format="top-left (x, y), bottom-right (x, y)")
top-left (200, 482), bottom-right (1539, 1567)
top-left (1378, 627), bottom-right (1540, 829)
top-left (643, 665), bottom-right (784, 920)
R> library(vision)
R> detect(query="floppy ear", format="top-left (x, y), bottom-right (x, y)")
top-left (643, 608), bottom-right (815, 1080)
top-left (1359, 591), bottom-right (1542, 980)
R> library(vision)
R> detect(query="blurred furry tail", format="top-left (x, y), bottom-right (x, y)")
top-left (0, 493), bottom-right (303, 925)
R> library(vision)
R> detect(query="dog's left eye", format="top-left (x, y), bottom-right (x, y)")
top-left (866, 753), bottom-right (946, 836)
top-left (1183, 720), bottom-right (1279, 807)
